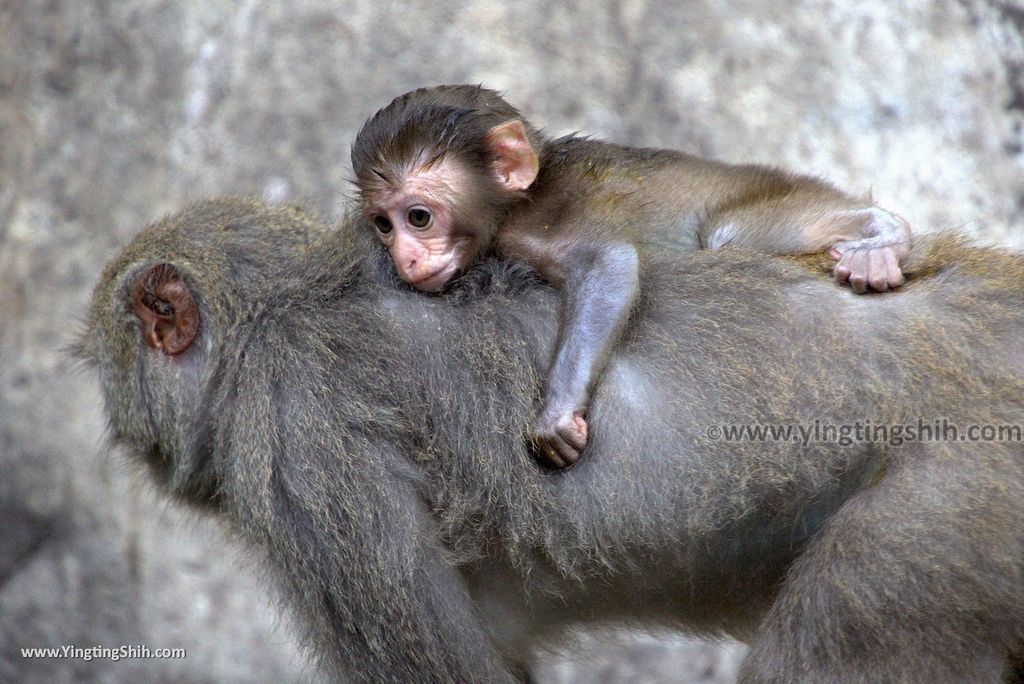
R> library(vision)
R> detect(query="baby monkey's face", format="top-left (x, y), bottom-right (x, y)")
top-left (361, 117), bottom-right (539, 292)
top-left (364, 159), bottom-right (481, 292)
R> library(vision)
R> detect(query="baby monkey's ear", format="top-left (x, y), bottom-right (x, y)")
top-left (484, 120), bottom-right (539, 192)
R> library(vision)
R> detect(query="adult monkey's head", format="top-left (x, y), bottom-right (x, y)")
top-left (75, 197), bottom-right (325, 500)
top-left (351, 84), bottom-right (543, 291)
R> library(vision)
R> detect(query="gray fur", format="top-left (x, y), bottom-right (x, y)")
top-left (81, 198), bottom-right (1024, 682)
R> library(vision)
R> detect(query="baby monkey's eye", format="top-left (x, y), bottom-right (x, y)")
top-left (373, 215), bottom-right (393, 234)
top-left (408, 207), bottom-right (431, 228)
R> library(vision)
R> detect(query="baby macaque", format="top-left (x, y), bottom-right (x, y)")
top-left (351, 85), bottom-right (911, 468)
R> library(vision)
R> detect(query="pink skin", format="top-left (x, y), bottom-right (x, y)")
top-left (830, 244), bottom-right (906, 293)
top-left (367, 163), bottom-right (476, 292)
top-left (368, 124), bottom-right (537, 293)
top-left (827, 209), bottom-right (912, 294)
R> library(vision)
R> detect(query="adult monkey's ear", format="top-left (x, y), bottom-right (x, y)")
top-left (130, 263), bottom-right (199, 355)
top-left (485, 120), bottom-right (539, 191)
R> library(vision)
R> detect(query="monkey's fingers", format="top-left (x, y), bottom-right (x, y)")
top-left (835, 248), bottom-right (905, 294)
top-left (878, 248), bottom-right (906, 289)
top-left (536, 434), bottom-right (579, 469)
top-left (552, 437), bottom-right (581, 468)
top-left (834, 250), bottom-right (870, 293)
top-left (565, 415), bottom-right (588, 451)
top-left (866, 249), bottom-right (891, 292)
top-left (530, 408), bottom-right (588, 469)
top-left (549, 424), bottom-right (588, 468)
top-left (833, 257), bottom-right (852, 283)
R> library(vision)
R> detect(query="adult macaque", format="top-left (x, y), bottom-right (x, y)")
top-left (81, 198), bottom-right (1024, 683)
top-left (351, 85), bottom-right (913, 467)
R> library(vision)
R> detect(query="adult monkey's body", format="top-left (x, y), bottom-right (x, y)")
top-left (82, 199), bottom-right (1024, 683)
top-left (353, 85), bottom-right (913, 466)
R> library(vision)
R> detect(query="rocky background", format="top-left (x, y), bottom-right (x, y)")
top-left (1, 1), bottom-right (1022, 681)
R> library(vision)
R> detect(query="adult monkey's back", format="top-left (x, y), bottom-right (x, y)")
top-left (80, 198), bottom-right (1024, 683)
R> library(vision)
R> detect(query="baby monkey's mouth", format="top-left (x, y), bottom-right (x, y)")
top-left (407, 260), bottom-right (460, 292)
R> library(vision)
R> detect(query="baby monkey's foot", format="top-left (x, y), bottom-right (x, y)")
top-left (831, 245), bottom-right (905, 293)
top-left (531, 406), bottom-right (588, 469)
top-left (830, 209), bottom-right (911, 294)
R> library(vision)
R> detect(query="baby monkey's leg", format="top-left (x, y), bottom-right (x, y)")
top-left (701, 180), bottom-right (911, 293)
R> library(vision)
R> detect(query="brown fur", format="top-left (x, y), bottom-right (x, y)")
top-left (352, 85), bottom-right (913, 466)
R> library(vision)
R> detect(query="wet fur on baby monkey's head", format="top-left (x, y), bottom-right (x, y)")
top-left (351, 85), bottom-right (545, 292)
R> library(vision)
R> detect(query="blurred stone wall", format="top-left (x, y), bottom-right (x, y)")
top-left (1, 1), bottom-right (1021, 681)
